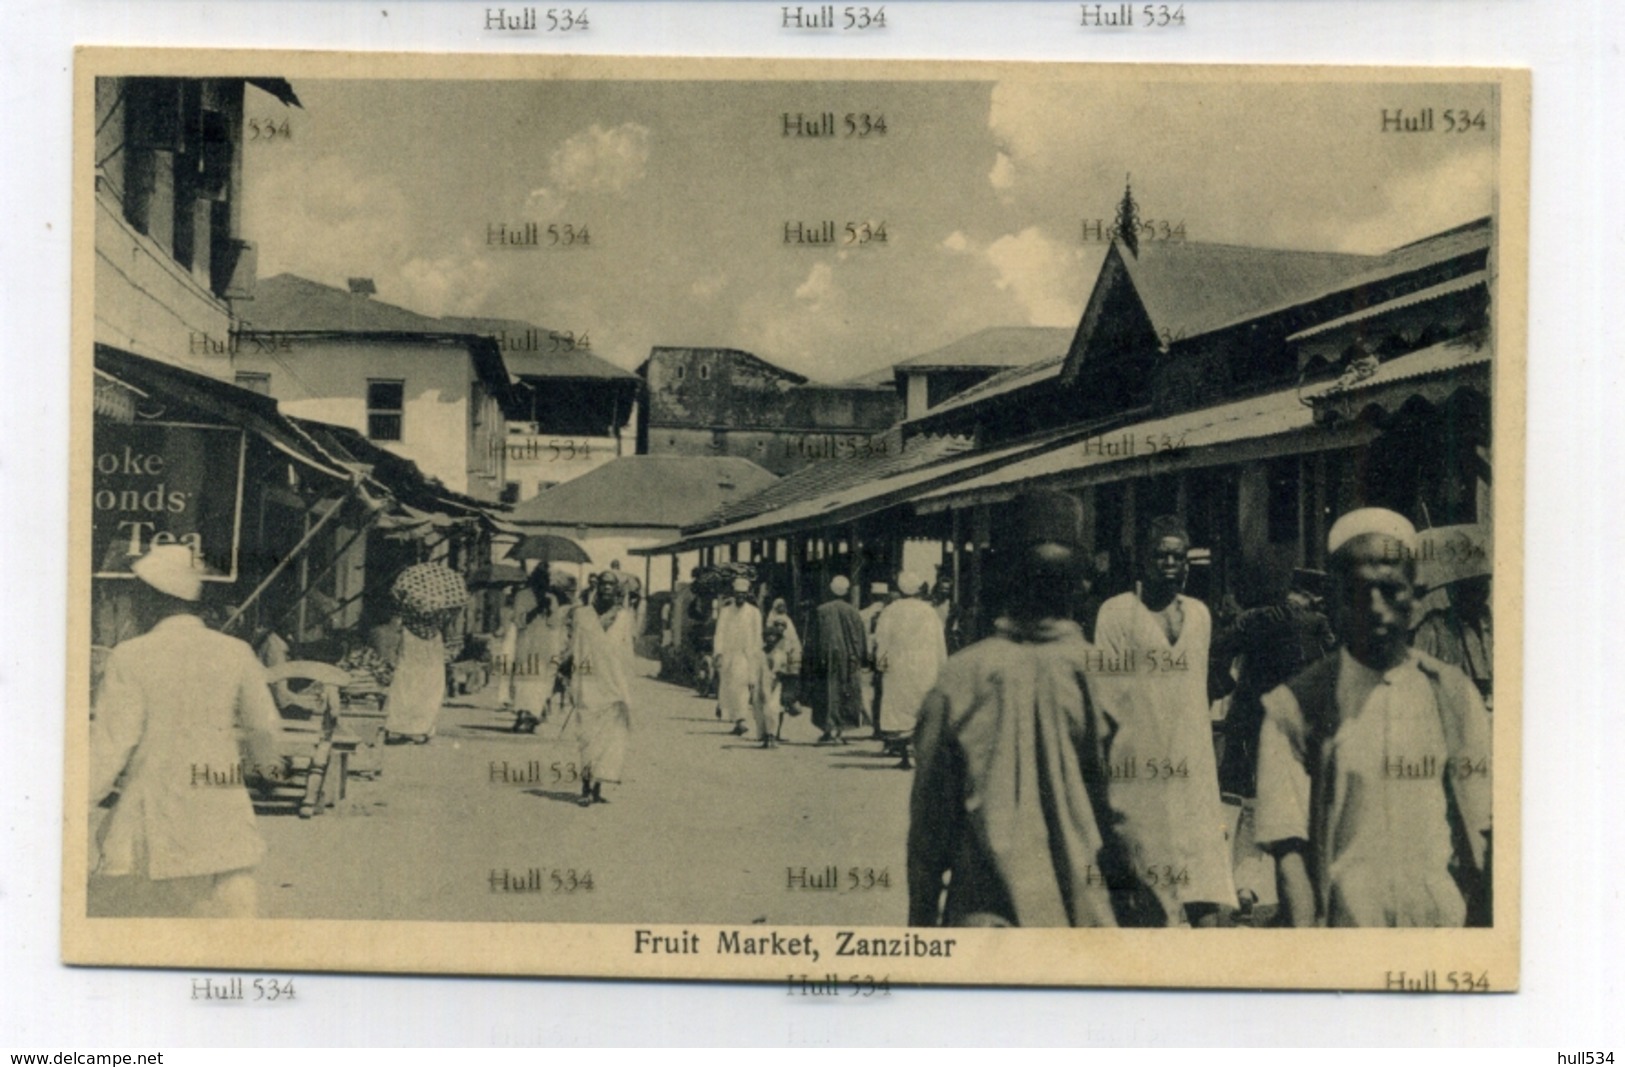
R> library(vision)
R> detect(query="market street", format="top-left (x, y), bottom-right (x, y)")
top-left (254, 660), bottom-right (914, 926)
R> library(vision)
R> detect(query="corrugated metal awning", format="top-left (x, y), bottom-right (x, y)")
top-left (633, 422), bottom-right (1105, 555)
top-left (95, 345), bottom-right (356, 482)
top-left (1287, 272), bottom-right (1487, 342)
top-left (914, 384), bottom-right (1353, 514)
top-left (1305, 340), bottom-right (1491, 423)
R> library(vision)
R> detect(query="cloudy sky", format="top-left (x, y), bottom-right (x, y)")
top-left (241, 74), bottom-right (1499, 382)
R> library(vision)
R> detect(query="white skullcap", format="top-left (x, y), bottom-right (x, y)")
top-left (830, 576), bottom-right (851, 595)
top-left (130, 543), bottom-right (204, 601)
top-left (1327, 507), bottom-right (1418, 556)
top-left (896, 571), bottom-right (925, 596)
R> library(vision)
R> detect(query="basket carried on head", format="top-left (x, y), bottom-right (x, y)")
top-left (392, 562), bottom-right (468, 616)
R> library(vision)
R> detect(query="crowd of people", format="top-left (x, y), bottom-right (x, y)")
top-left (87, 492), bottom-right (1494, 930)
top-left (904, 492), bottom-right (1494, 930)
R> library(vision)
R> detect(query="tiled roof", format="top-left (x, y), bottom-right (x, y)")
top-left (508, 455), bottom-right (778, 529)
top-left (894, 326), bottom-right (1075, 372)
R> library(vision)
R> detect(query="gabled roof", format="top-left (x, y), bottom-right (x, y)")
top-left (1116, 240), bottom-right (1379, 341)
top-left (689, 430), bottom-right (973, 533)
top-left (894, 326), bottom-right (1075, 372)
top-left (439, 315), bottom-right (638, 382)
top-left (509, 455), bottom-right (779, 530)
top-left (240, 274), bottom-right (448, 334)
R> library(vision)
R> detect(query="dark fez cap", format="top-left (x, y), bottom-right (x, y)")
top-left (1012, 490), bottom-right (1084, 549)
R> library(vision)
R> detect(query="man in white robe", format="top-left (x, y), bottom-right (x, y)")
top-left (712, 577), bottom-right (764, 736)
top-left (874, 571), bottom-right (948, 768)
top-left (1092, 515), bottom-right (1237, 926)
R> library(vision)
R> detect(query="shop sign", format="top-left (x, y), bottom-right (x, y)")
top-left (91, 422), bottom-right (246, 580)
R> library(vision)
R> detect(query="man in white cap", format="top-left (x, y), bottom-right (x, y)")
top-left (1255, 507), bottom-right (1493, 927)
top-left (800, 575), bottom-right (869, 744)
top-left (712, 576), bottom-right (764, 737)
top-left (873, 571), bottom-right (948, 768)
top-left (89, 544), bottom-right (284, 917)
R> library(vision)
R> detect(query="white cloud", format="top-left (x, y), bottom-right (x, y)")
top-left (247, 155), bottom-right (414, 285)
top-left (988, 151), bottom-right (1016, 192)
top-left (794, 262), bottom-right (836, 304)
top-left (1323, 146), bottom-right (1497, 253)
top-left (983, 227), bottom-right (1088, 327)
top-left (940, 230), bottom-right (970, 253)
top-left (527, 121), bottom-right (652, 215)
top-left (395, 247), bottom-right (496, 318)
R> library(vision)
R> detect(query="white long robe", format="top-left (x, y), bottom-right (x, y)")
top-left (512, 608), bottom-right (566, 716)
top-left (1092, 591), bottom-right (1237, 917)
top-left (383, 628), bottom-right (446, 737)
top-left (713, 601), bottom-right (764, 722)
top-left (568, 605), bottom-right (636, 783)
top-left (874, 596), bottom-right (948, 738)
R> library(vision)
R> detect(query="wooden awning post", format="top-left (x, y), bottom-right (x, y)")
top-left (968, 504), bottom-right (990, 641)
top-left (788, 534), bottom-right (803, 614)
top-left (849, 523), bottom-right (864, 606)
top-left (950, 508), bottom-right (964, 610)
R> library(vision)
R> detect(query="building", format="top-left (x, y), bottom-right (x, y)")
top-left (635, 190), bottom-right (1496, 646)
top-left (230, 273), bottom-right (530, 504)
top-left (93, 75), bottom-right (297, 378)
top-left (636, 346), bottom-right (899, 476)
top-left (892, 326), bottom-right (1073, 422)
top-left (90, 74), bottom-right (368, 652)
top-left (507, 455), bottom-right (778, 593)
top-left (440, 315), bottom-right (641, 502)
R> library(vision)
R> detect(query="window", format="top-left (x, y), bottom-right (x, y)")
top-left (234, 371), bottom-right (270, 395)
top-left (367, 379), bottom-right (405, 441)
top-left (674, 365), bottom-right (686, 381)
top-left (501, 482), bottom-right (521, 505)
top-left (697, 362), bottom-right (711, 381)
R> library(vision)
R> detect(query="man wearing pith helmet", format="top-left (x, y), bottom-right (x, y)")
top-left (89, 544), bottom-right (284, 917)
top-left (1255, 507), bottom-right (1493, 927)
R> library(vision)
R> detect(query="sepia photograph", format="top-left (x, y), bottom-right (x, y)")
top-left (65, 50), bottom-right (1526, 989)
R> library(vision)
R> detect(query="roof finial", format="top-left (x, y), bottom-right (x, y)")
top-left (1115, 174), bottom-right (1140, 258)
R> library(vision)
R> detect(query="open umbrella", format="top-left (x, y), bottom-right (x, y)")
top-left (505, 533), bottom-right (592, 564)
top-left (1414, 524), bottom-right (1492, 591)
